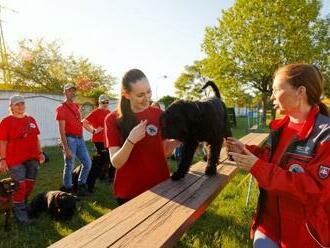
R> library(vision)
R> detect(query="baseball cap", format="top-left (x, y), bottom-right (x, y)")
top-left (9, 95), bottom-right (25, 105)
top-left (99, 94), bottom-right (110, 103)
top-left (63, 83), bottom-right (77, 91)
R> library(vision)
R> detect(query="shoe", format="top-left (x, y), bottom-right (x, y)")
top-left (62, 186), bottom-right (74, 194)
top-left (77, 184), bottom-right (90, 197)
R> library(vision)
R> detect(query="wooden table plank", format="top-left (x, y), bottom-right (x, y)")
top-left (106, 133), bottom-right (268, 248)
top-left (49, 133), bottom-right (269, 248)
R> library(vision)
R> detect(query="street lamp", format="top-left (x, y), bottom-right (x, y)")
top-left (155, 75), bottom-right (167, 100)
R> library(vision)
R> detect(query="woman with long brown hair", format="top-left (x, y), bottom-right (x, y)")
top-left (105, 69), bottom-right (180, 205)
top-left (228, 64), bottom-right (330, 247)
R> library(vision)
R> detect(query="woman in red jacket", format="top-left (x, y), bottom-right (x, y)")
top-left (228, 64), bottom-right (330, 248)
top-left (105, 69), bottom-right (180, 205)
top-left (0, 95), bottom-right (45, 224)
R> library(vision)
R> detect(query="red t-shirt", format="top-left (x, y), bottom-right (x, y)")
top-left (55, 102), bottom-right (82, 136)
top-left (85, 108), bottom-right (110, 143)
top-left (105, 107), bottom-right (169, 199)
top-left (0, 115), bottom-right (40, 167)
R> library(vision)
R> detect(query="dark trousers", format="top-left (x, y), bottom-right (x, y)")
top-left (94, 142), bottom-right (115, 180)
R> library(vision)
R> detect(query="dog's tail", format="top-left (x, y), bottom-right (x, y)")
top-left (202, 81), bottom-right (220, 98)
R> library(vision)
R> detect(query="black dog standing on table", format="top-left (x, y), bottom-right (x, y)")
top-left (29, 191), bottom-right (78, 221)
top-left (160, 81), bottom-right (232, 180)
top-left (0, 178), bottom-right (19, 231)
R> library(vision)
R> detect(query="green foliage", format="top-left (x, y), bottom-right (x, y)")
top-left (201, 0), bottom-right (330, 124)
top-left (158, 95), bottom-right (178, 108)
top-left (174, 60), bottom-right (207, 100)
top-left (1, 39), bottom-right (116, 99)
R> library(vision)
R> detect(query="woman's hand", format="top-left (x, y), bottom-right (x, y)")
top-left (64, 148), bottom-right (73, 160)
top-left (39, 153), bottom-right (46, 164)
top-left (0, 160), bottom-right (8, 173)
top-left (128, 120), bottom-right (147, 144)
top-left (94, 126), bottom-right (104, 134)
top-left (226, 137), bottom-right (245, 154)
top-left (229, 148), bottom-right (258, 172)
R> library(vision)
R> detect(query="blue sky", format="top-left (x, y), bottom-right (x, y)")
top-left (2, 0), bottom-right (330, 100)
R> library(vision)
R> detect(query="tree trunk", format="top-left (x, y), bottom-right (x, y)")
top-left (261, 94), bottom-right (268, 127)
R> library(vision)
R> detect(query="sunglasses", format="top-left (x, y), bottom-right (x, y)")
top-left (101, 101), bottom-right (109, 104)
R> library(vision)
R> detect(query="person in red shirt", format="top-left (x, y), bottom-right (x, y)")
top-left (228, 64), bottom-right (330, 248)
top-left (82, 94), bottom-right (115, 181)
top-left (105, 69), bottom-right (181, 205)
top-left (0, 95), bottom-right (45, 224)
top-left (56, 83), bottom-right (91, 196)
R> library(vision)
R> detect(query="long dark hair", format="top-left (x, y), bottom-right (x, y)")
top-left (274, 63), bottom-right (329, 116)
top-left (117, 69), bottom-right (147, 139)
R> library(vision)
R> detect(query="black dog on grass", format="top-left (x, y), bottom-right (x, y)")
top-left (29, 191), bottom-right (78, 220)
top-left (160, 81), bottom-right (232, 180)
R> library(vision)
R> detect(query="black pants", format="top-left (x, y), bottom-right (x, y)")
top-left (94, 142), bottom-right (115, 180)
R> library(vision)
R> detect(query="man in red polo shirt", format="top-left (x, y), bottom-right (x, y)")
top-left (82, 94), bottom-right (115, 182)
top-left (56, 83), bottom-right (91, 196)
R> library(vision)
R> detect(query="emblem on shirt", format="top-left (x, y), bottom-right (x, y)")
top-left (30, 123), bottom-right (36, 129)
top-left (146, 124), bottom-right (158, 136)
top-left (289, 164), bottom-right (305, 173)
top-left (319, 165), bottom-right (330, 179)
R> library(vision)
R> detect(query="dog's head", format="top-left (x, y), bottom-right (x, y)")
top-left (160, 100), bottom-right (200, 141)
top-left (52, 191), bottom-right (78, 220)
top-left (0, 178), bottom-right (19, 197)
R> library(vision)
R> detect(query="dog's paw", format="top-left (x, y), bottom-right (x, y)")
top-left (205, 166), bottom-right (217, 176)
top-left (171, 172), bottom-right (185, 181)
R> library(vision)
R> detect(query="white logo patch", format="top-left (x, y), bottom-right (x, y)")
top-left (30, 123), bottom-right (36, 129)
top-left (296, 145), bottom-right (310, 155)
top-left (146, 124), bottom-right (158, 136)
top-left (319, 165), bottom-right (330, 179)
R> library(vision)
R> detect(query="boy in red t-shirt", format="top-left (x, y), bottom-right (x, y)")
top-left (82, 94), bottom-right (115, 181)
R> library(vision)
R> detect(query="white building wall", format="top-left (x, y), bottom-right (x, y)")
top-left (0, 91), bottom-right (118, 147)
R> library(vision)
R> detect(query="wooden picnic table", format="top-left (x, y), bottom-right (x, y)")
top-left (49, 132), bottom-right (269, 248)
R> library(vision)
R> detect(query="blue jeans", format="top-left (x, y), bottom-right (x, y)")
top-left (253, 230), bottom-right (279, 248)
top-left (63, 136), bottom-right (91, 188)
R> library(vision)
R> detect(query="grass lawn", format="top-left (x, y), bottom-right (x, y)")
top-left (0, 117), bottom-right (265, 248)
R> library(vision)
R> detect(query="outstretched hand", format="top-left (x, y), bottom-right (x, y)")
top-left (229, 147), bottom-right (258, 172)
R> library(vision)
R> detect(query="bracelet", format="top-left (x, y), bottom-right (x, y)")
top-left (127, 138), bottom-right (135, 145)
top-left (0, 157), bottom-right (6, 161)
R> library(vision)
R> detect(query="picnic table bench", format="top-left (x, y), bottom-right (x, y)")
top-left (49, 132), bottom-right (268, 248)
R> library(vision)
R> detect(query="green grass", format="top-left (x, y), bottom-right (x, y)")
top-left (0, 117), bottom-right (264, 248)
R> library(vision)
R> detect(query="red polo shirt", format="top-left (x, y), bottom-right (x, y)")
top-left (0, 115), bottom-right (40, 167)
top-left (55, 101), bottom-right (82, 136)
top-left (105, 107), bottom-right (169, 199)
top-left (85, 108), bottom-right (110, 143)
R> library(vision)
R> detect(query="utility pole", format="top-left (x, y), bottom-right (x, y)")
top-left (0, 4), bottom-right (18, 84)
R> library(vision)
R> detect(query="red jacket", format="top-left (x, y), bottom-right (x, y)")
top-left (248, 106), bottom-right (330, 248)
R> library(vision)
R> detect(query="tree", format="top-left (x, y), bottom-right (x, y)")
top-left (158, 95), bottom-right (177, 108)
top-left (202, 0), bottom-right (330, 125)
top-left (174, 59), bottom-right (254, 107)
top-left (0, 39), bottom-right (116, 99)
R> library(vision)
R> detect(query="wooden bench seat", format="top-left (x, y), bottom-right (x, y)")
top-left (49, 132), bottom-right (269, 248)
